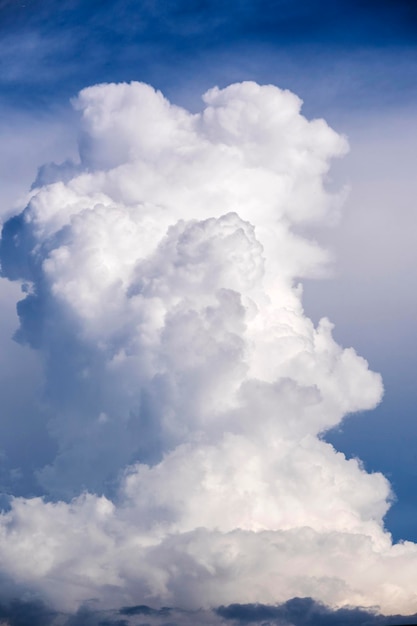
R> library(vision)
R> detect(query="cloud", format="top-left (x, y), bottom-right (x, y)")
top-left (0, 598), bottom-right (415, 626)
top-left (0, 80), bottom-right (415, 617)
top-left (216, 598), bottom-right (417, 625)
top-left (0, 599), bottom-right (55, 626)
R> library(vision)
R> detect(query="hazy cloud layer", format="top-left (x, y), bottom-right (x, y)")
top-left (1, 81), bottom-right (416, 617)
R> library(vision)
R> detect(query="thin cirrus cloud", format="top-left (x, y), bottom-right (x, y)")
top-left (1, 80), bottom-right (417, 623)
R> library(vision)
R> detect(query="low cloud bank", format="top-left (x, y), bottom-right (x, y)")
top-left (0, 598), bottom-right (417, 626)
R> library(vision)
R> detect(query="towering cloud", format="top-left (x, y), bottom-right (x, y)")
top-left (0, 81), bottom-right (416, 617)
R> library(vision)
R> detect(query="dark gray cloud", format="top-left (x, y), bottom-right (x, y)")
top-left (217, 598), bottom-right (417, 625)
top-left (0, 598), bottom-right (416, 626)
top-left (0, 599), bottom-right (56, 626)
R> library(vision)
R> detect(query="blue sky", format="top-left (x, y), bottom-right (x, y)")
top-left (2, 0), bottom-right (417, 113)
top-left (1, 1), bottom-right (417, 624)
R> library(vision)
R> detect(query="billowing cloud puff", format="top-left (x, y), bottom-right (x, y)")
top-left (1, 81), bottom-right (416, 617)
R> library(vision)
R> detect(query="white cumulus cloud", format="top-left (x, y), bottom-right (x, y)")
top-left (1, 81), bottom-right (416, 616)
